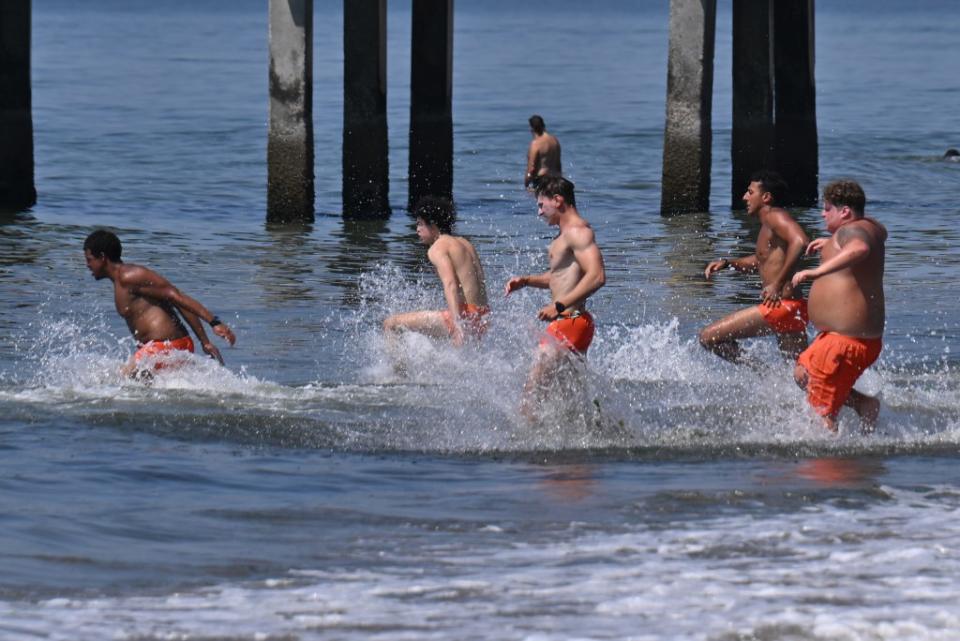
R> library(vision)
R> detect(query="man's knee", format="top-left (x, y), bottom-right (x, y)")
top-left (793, 363), bottom-right (808, 388)
top-left (698, 326), bottom-right (717, 350)
top-left (383, 316), bottom-right (400, 333)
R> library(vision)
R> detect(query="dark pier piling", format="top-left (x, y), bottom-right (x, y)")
top-left (343, 0), bottom-right (390, 218)
top-left (660, 0), bottom-right (717, 215)
top-left (267, 0), bottom-right (315, 223)
top-left (0, 0), bottom-right (36, 213)
top-left (408, 0), bottom-right (454, 211)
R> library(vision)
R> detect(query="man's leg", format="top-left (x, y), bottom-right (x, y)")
top-left (520, 342), bottom-right (566, 422)
top-left (776, 330), bottom-right (809, 362)
top-left (383, 310), bottom-right (450, 340)
top-left (793, 362), bottom-right (838, 432)
top-left (846, 389), bottom-right (880, 433)
top-left (699, 306), bottom-right (773, 363)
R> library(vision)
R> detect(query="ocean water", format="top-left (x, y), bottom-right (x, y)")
top-left (2, 0), bottom-right (960, 639)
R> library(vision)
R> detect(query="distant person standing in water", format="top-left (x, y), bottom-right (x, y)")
top-left (83, 230), bottom-right (236, 377)
top-left (791, 180), bottom-right (886, 432)
top-left (700, 170), bottom-right (810, 362)
top-left (524, 114), bottom-right (562, 189)
top-left (505, 176), bottom-right (606, 419)
top-left (383, 197), bottom-right (489, 348)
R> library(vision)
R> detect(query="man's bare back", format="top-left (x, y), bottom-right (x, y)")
top-left (428, 234), bottom-right (488, 309)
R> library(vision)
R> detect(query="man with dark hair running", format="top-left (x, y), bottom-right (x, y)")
top-left (505, 176), bottom-right (606, 418)
top-left (700, 170), bottom-right (810, 362)
top-left (83, 229), bottom-right (236, 376)
top-left (383, 197), bottom-right (489, 347)
top-left (525, 114), bottom-right (562, 189)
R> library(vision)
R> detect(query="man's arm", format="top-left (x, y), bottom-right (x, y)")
top-left (505, 271), bottom-right (551, 295)
top-left (524, 142), bottom-right (539, 188)
top-left (429, 247), bottom-right (466, 345)
top-left (791, 227), bottom-right (873, 287)
top-left (762, 211), bottom-right (810, 301)
top-left (179, 309), bottom-right (225, 364)
top-left (121, 268), bottom-right (236, 345)
top-left (705, 253), bottom-right (758, 279)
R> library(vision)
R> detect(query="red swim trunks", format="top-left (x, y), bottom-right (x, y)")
top-left (441, 303), bottom-right (490, 339)
top-left (797, 332), bottom-right (882, 417)
top-left (134, 335), bottom-right (195, 369)
top-left (758, 298), bottom-right (808, 334)
top-left (540, 311), bottom-right (595, 354)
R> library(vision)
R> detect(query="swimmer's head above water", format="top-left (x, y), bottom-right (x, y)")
top-left (944, 148), bottom-right (960, 161)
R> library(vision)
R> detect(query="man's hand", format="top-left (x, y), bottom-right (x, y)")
top-left (704, 258), bottom-right (729, 280)
top-left (504, 276), bottom-right (526, 296)
top-left (202, 342), bottom-right (226, 365)
top-left (805, 238), bottom-right (830, 255)
top-left (792, 269), bottom-right (817, 288)
top-left (760, 283), bottom-right (782, 307)
top-left (537, 302), bottom-right (560, 321)
top-left (212, 323), bottom-right (236, 346)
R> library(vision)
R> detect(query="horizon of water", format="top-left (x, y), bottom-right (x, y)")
top-left (2, 0), bottom-right (960, 639)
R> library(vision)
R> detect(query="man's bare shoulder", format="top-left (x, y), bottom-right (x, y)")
top-left (116, 263), bottom-right (167, 288)
top-left (837, 220), bottom-right (883, 247)
top-left (562, 218), bottom-right (597, 248)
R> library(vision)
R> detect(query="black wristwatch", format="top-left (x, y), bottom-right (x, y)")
top-left (209, 315), bottom-right (222, 328)
top-left (555, 301), bottom-right (566, 315)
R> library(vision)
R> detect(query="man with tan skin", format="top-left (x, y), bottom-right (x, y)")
top-left (524, 115), bottom-right (562, 189)
top-left (700, 170), bottom-right (810, 362)
top-left (505, 176), bottom-right (606, 417)
top-left (383, 197), bottom-right (489, 348)
top-left (792, 179), bottom-right (886, 432)
top-left (83, 230), bottom-right (236, 377)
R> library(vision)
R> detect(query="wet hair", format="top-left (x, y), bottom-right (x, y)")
top-left (83, 229), bottom-right (122, 262)
top-left (529, 114), bottom-right (545, 135)
top-left (749, 169), bottom-right (788, 205)
top-left (944, 148), bottom-right (960, 159)
top-left (534, 175), bottom-right (576, 207)
top-left (413, 196), bottom-right (456, 234)
top-left (823, 179), bottom-right (866, 216)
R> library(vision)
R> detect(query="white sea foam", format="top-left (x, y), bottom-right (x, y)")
top-left (3, 484), bottom-right (959, 640)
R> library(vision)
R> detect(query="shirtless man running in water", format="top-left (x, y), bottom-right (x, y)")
top-left (505, 176), bottom-right (606, 418)
top-left (700, 170), bottom-right (810, 362)
top-left (83, 229), bottom-right (236, 377)
top-left (524, 115), bottom-right (562, 189)
top-left (792, 179), bottom-right (886, 432)
top-left (383, 197), bottom-right (489, 348)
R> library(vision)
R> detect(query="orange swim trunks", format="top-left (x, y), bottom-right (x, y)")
top-left (134, 335), bottom-right (195, 369)
top-left (797, 332), bottom-right (882, 417)
top-left (540, 311), bottom-right (595, 354)
top-left (758, 298), bottom-right (808, 334)
top-left (441, 304), bottom-right (490, 339)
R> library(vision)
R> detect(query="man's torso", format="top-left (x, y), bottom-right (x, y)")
top-left (547, 223), bottom-right (587, 310)
top-left (531, 134), bottom-right (562, 176)
top-left (808, 218), bottom-right (886, 338)
top-left (430, 236), bottom-right (488, 308)
top-left (113, 265), bottom-right (188, 343)
top-left (756, 209), bottom-right (801, 299)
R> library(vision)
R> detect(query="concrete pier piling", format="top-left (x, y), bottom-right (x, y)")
top-left (773, 0), bottom-right (818, 206)
top-left (660, 0), bottom-right (717, 215)
top-left (408, 0), bottom-right (454, 211)
top-left (343, 0), bottom-right (390, 218)
top-left (731, 0), bottom-right (774, 208)
top-left (0, 0), bottom-right (36, 213)
top-left (267, 0), bottom-right (314, 223)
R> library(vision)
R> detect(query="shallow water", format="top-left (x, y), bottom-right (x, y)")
top-left (2, 0), bottom-right (960, 639)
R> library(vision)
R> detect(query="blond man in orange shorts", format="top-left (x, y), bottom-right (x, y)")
top-left (84, 230), bottom-right (236, 377)
top-left (383, 197), bottom-right (489, 348)
top-left (792, 180), bottom-right (886, 432)
top-left (701, 170), bottom-right (810, 362)
top-left (505, 176), bottom-right (606, 418)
